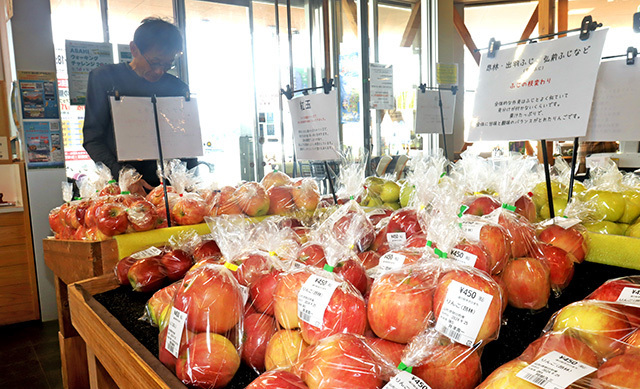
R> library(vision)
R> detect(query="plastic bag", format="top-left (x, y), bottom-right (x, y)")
top-left (124, 246), bottom-right (168, 292)
top-left (143, 281), bottom-right (180, 327)
top-left (232, 182), bottom-right (271, 217)
top-left (206, 186), bottom-right (243, 216)
top-left (163, 161), bottom-right (206, 226)
top-left (246, 370), bottom-right (308, 388)
top-left (261, 169), bottom-right (293, 190)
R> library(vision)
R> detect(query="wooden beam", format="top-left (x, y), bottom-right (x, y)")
top-left (400, 2), bottom-right (421, 48)
top-left (453, 7), bottom-right (480, 65)
top-left (519, 5), bottom-right (538, 43)
top-left (558, 0), bottom-right (568, 37)
top-left (538, 0), bottom-right (555, 37)
top-left (342, 0), bottom-right (358, 37)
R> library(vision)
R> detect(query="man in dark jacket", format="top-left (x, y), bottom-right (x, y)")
top-left (82, 17), bottom-right (196, 194)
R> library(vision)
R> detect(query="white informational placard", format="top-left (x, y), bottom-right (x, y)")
top-left (416, 89), bottom-right (456, 134)
top-left (65, 40), bottom-right (114, 105)
top-left (370, 63), bottom-right (394, 109)
top-left (288, 90), bottom-right (340, 161)
top-left (468, 29), bottom-right (608, 141)
top-left (583, 59), bottom-right (640, 141)
top-left (437, 63), bottom-right (459, 86)
top-left (110, 96), bottom-right (203, 161)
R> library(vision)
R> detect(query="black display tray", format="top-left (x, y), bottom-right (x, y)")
top-left (94, 261), bottom-right (638, 387)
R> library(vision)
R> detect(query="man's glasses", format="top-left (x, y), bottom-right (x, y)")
top-left (142, 52), bottom-right (177, 72)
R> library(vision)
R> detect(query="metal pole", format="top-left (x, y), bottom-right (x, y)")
top-left (275, 0), bottom-right (287, 172)
top-left (99, 0), bottom-right (109, 43)
top-left (541, 139), bottom-right (555, 218)
top-left (360, 0), bottom-right (372, 173)
top-left (287, 0), bottom-right (298, 178)
top-left (568, 137), bottom-right (579, 201)
top-left (437, 88), bottom-right (448, 159)
top-left (151, 95), bottom-right (171, 228)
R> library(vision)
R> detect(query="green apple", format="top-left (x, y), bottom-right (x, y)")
top-left (364, 176), bottom-right (385, 195)
top-left (583, 221), bottom-right (626, 235)
top-left (361, 194), bottom-right (383, 208)
top-left (379, 181), bottom-right (400, 203)
top-left (532, 181), bottom-right (566, 210)
top-left (399, 181), bottom-right (415, 208)
top-left (583, 190), bottom-right (626, 222)
top-left (538, 197), bottom-right (568, 220)
top-left (383, 202), bottom-right (401, 210)
top-left (617, 223), bottom-right (630, 235)
top-left (619, 191), bottom-right (640, 224)
top-left (626, 222), bottom-right (640, 238)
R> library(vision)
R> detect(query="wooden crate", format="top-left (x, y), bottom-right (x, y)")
top-left (43, 238), bottom-right (119, 285)
top-left (68, 274), bottom-right (186, 389)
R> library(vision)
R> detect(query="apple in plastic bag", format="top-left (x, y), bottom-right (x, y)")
top-left (158, 325), bottom-right (194, 372)
top-left (265, 329), bottom-right (309, 371)
top-left (297, 243), bottom-right (327, 268)
top-left (172, 265), bottom-right (243, 333)
top-left (476, 360), bottom-right (537, 388)
top-left (231, 251), bottom-right (271, 287)
top-left (520, 332), bottom-right (598, 367)
top-left (160, 249), bottom-right (193, 282)
top-left (115, 256), bottom-right (139, 285)
top-left (413, 341), bottom-right (482, 389)
top-left (242, 313), bottom-right (278, 371)
top-left (478, 224), bottom-right (511, 274)
top-left (250, 269), bottom-right (281, 315)
top-left (465, 196), bottom-right (500, 217)
top-left (357, 251), bottom-right (381, 270)
top-left (175, 332), bottom-right (240, 388)
top-left (433, 270), bottom-right (502, 345)
top-left (538, 224), bottom-right (587, 263)
top-left (48, 206), bottom-right (66, 236)
top-left (292, 179), bottom-right (321, 211)
top-left (387, 208), bottom-right (423, 240)
top-left (146, 185), bottom-right (175, 207)
top-left (533, 244), bottom-right (575, 292)
top-left (364, 336), bottom-right (405, 367)
top-left (274, 271), bottom-right (311, 329)
top-left (497, 212), bottom-right (535, 259)
top-left (171, 195), bottom-right (206, 226)
top-left (587, 278), bottom-right (640, 327)
top-left (126, 199), bottom-right (157, 232)
top-left (334, 258), bottom-right (368, 295)
top-left (96, 202), bottom-right (129, 236)
top-left (193, 239), bottom-right (222, 262)
top-left (452, 243), bottom-right (491, 274)
top-left (596, 353), bottom-right (640, 388)
top-left (501, 257), bottom-right (550, 310)
top-left (514, 194), bottom-right (536, 223)
top-left (247, 370), bottom-right (309, 389)
top-left (235, 182), bottom-right (270, 217)
top-left (128, 257), bottom-right (167, 293)
top-left (146, 282), bottom-right (180, 326)
top-left (583, 190), bottom-right (626, 222)
top-left (267, 185), bottom-right (296, 215)
top-left (262, 170), bottom-right (293, 190)
top-left (332, 211), bottom-right (375, 252)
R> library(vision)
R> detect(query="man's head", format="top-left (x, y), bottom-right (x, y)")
top-left (129, 18), bottom-right (182, 82)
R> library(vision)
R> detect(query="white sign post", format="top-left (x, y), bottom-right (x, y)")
top-left (468, 29), bottom-right (608, 141)
top-left (584, 58), bottom-right (640, 141)
top-left (287, 90), bottom-right (340, 161)
top-left (416, 89), bottom-right (456, 134)
top-left (370, 63), bottom-right (394, 109)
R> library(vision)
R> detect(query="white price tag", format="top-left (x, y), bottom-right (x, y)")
top-left (541, 217), bottom-right (580, 229)
top-left (450, 248), bottom-right (478, 267)
top-left (383, 371), bottom-right (432, 389)
top-left (435, 280), bottom-right (493, 346)
top-left (616, 287), bottom-right (640, 307)
top-left (165, 307), bottom-right (188, 358)
top-left (239, 284), bottom-right (250, 305)
top-left (131, 246), bottom-right (163, 260)
top-left (378, 252), bottom-right (406, 272)
top-left (387, 232), bottom-right (407, 249)
top-left (292, 261), bottom-right (306, 270)
top-left (460, 222), bottom-right (484, 242)
top-left (516, 351), bottom-right (596, 389)
top-left (297, 275), bottom-right (341, 328)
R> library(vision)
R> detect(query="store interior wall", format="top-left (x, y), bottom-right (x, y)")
top-left (11, 0), bottom-right (64, 322)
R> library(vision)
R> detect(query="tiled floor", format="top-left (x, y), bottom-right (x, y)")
top-left (0, 320), bottom-right (62, 389)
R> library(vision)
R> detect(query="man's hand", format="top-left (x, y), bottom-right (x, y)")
top-left (129, 178), bottom-right (154, 196)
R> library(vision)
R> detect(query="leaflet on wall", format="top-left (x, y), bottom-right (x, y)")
top-left (437, 63), bottom-right (459, 86)
top-left (66, 40), bottom-right (114, 105)
top-left (370, 63), bottom-right (394, 109)
top-left (110, 96), bottom-right (203, 161)
top-left (24, 120), bottom-right (65, 168)
top-left (18, 71), bottom-right (59, 119)
top-left (583, 58), bottom-right (640, 141)
top-left (468, 28), bottom-right (608, 141)
top-left (415, 89), bottom-right (456, 134)
top-left (287, 90), bottom-right (340, 161)
top-left (118, 44), bottom-right (132, 64)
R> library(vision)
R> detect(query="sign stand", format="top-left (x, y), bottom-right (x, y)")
top-left (477, 15), bottom-right (602, 217)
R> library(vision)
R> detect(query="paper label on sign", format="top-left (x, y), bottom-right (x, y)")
top-left (450, 248), bottom-right (478, 267)
top-left (239, 285), bottom-right (250, 305)
top-left (384, 371), bottom-right (432, 389)
top-left (298, 275), bottom-right (341, 328)
top-left (165, 307), bottom-right (188, 358)
top-left (435, 280), bottom-right (493, 346)
top-left (387, 232), bottom-right (407, 249)
top-left (370, 63), bottom-right (394, 109)
top-left (415, 89), bottom-right (456, 135)
top-left (516, 351), bottom-right (596, 389)
top-left (131, 246), bottom-right (163, 259)
top-left (288, 90), bottom-right (341, 161)
top-left (460, 221), bottom-right (484, 242)
top-left (378, 252), bottom-right (406, 272)
top-left (616, 287), bottom-right (640, 307)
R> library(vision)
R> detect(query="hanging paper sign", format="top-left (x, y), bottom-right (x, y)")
top-left (18, 71), bottom-right (60, 119)
top-left (370, 63), bottom-right (394, 109)
top-left (288, 90), bottom-right (341, 161)
top-left (118, 44), bottom-right (133, 64)
top-left (468, 29), bottom-right (608, 141)
top-left (415, 89), bottom-right (456, 134)
top-left (437, 63), bottom-right (458, 86)
top-left (65, 40), bottom-right (114, 105)
top-left (24, 120), bottom-right (65, 168)
top-left (583, 58), bottom-right (640, 141)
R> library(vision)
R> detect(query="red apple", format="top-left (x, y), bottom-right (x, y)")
top-left (115, 256), bottom-right (139, 285)
top-left (247, 371), bottom-right (308, 389)
top-left (533, 244), bottom-right (575, 291)
top-left (368, 209), bottom-right (393, 227)
top-left (334, 258), bottom-right (368, 295)
top-left (490, 273), bottom-right (509, 313)
top-left (250, 270), bottom-right (281, 315)
top-left (405, 234), bottom-right (429, 249)
top-left (126, 199), bottom-right (157, 232)
top-left (267, 186), bottom-right (296, 215)
top-left (476, 360), bottom-right (535, 388)
top-left (292, 178), bottom-right (320, 211)
top-left (358, 251), bottom-right (381, 270)
top-left (295, 333), bottom-right (383, 389)
top-left (501, 258), bottom-right (550, 310)
top-left (370, 226), bottom-right (388, 253)
top-left (297, 243), bottom-right (327, 268)
top-left (596, 353), bottom-right (640, 388)
top-left (243, 313), bottom-right (278, 370)
top-left (587, 278), bottom-right (640, 327)
top-left (515, 195), bottom-right (536, 223)
top-left (465, 196), bottom-right (500, 216)
top-left (96, 202), bottom-right (129, 236)
top-left (128, 257), bottom-right (167, 292)
top-left (146, 185), bottom-right (175, 207)
top-left (208, 186), bottom-right (243, 216)
top-left (146, 282), bottom-right (180, 326)
top-left (48, 206), bottom-right (66, 235)
top-left (623, 330), bottom-right (640, 354)
top-left (172, 265), bottom-right (243, 333)
top-left (433, 270), bottom-right (502, 344)
top-left (261, 170), bottom-right (293, 190)
top-left (160, 249), bottom-right (193, 282)
top-left (520, 332), bottom-right (599, 367)
top-left (99, 180), bottom-right (120, 196)
top-left (84, 198), bottom-right (107, 228)
top-left (479, 224), bottom-right (511, 274)
top-left (230, 251), bottom-right (271, 287)
top-left (497, 212), bottom-right (535, 259)
top-left (235, 182), bottom-right (270, 217)
top-left (193, 240), bottom-right (222, 262)
top-left (158, 325), bottom-right (194, 372)
top-left (538, 224), bottom-right (588, 263)
top-left (332, 211), bottom-right (375, 252)
top-left (364, 337), bottom-right (405, 367)
top-left (413, 342), bottom-right (482, 389)
top-left (368, 269), bottom-right (436, 343)
top-left (265, 329), bottom-right (309, 371)
top-left (175, 333), bottom-right (240, 388)
top-left (274, 271), bottom-right (312, 329)
top-left (171, 195), bottom-right (206, 226)
top-left (452, 243), bottom-right (492, 274)
top-left (387, 208), bottom-right (423, 240)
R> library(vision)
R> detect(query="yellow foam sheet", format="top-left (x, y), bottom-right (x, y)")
top-left (585, 232), bottom-right (640, 270)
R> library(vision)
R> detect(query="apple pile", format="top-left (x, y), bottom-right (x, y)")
top-left (359, 176), bottom-right (405, 210)
top-left (479, 277), bottom-right (640, 389)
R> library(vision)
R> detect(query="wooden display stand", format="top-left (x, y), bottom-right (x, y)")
top-left (68, 274), bottom-right (185, 389)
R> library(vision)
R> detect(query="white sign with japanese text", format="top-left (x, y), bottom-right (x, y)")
top-left (468, 29), bottom-right (608, 141)
top-left (583, 58), bottom-right (640, 141)
top-left (288, 90), bottom-right (341, 161)
top-left (370, 63), bottom-right (394, 109)
top-left (416, 89), bottom-right (456, 134)
top-left (65, 40), bottom-right (114, 105)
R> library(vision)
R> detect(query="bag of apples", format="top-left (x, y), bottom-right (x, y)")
top-left (49, 182), bottom-right (79, 240)
top-left (163, 160), bottom-right (207, 226)
top-left (114, 245), bottom-right (167, 292)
